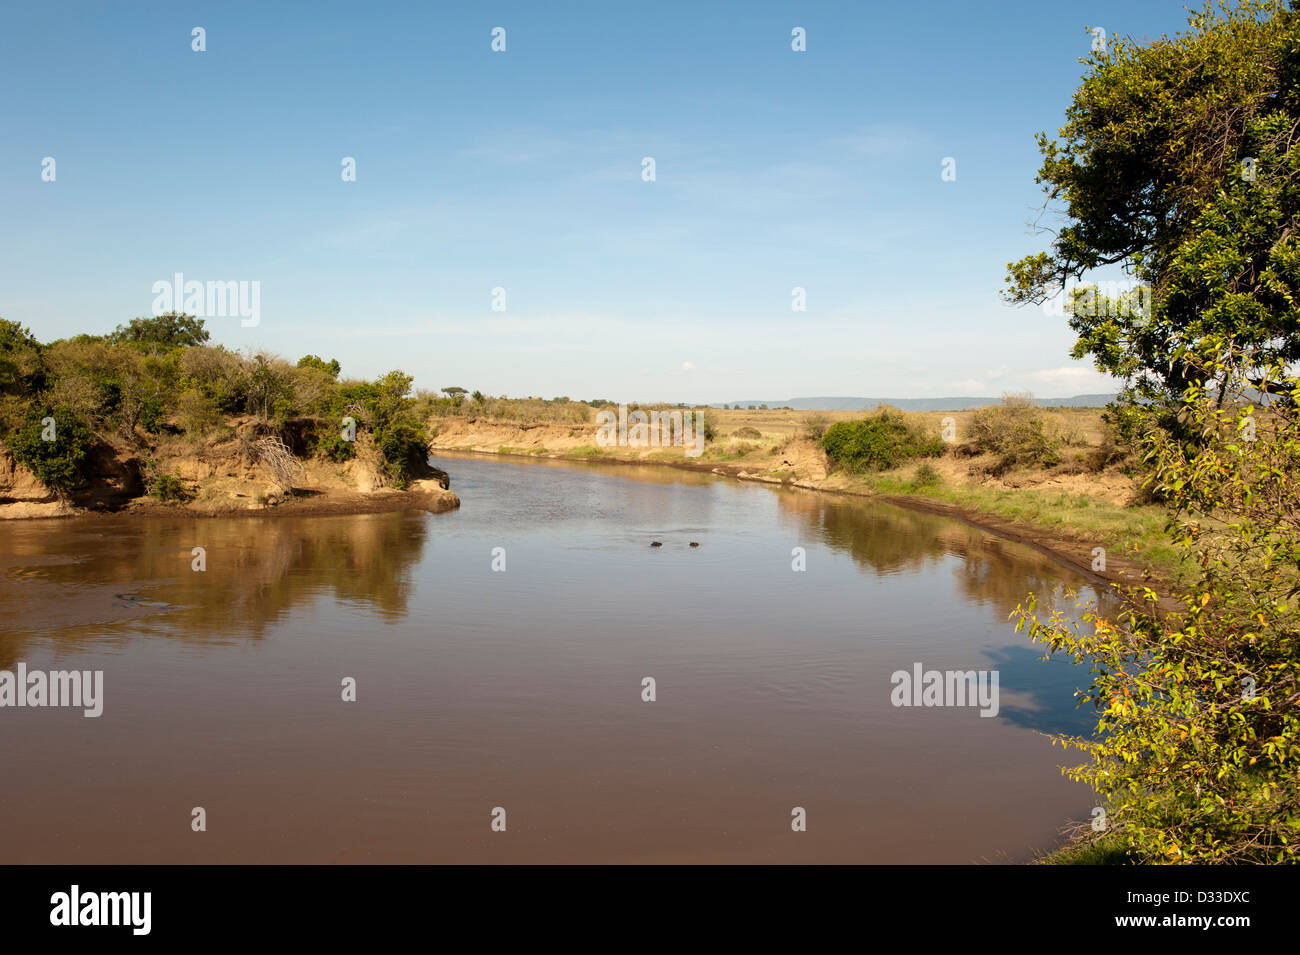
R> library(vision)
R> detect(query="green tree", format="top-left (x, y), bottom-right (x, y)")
top-left (0, 319), bottom-right (44, 393)
top-left (113, 348), bottom-right (181, 436)
top-left (296, 354), bottom-right (341, 379)
top-left (246, 353), bottom-right (295, 424)
top-left (0, 319), bottom-right (45, 431)
top-left (1004, 1), bottom-right (1300, 402)
top-left (327, 370), bottom-right (428, 486)
top-left (108, 312), bottom-right (210, 350)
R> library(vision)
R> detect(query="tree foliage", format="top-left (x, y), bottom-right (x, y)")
top-left (108, 312), bottom-right (211, 350)
top-left (1005, 1), bottom-right (1300, 402)
top-left (6, 404), bottom-right (92, 493)
top-left (0, 316), bottom-right (430, 492)
top-left (1017, 362), bottom-right (1300, 863)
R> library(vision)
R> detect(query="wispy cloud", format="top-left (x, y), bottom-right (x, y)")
top-left (1024, 366), bottom-right (1118, 393)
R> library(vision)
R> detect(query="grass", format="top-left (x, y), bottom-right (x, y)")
top-left (644, 449), bottom-right (686, 462)
top-left (1035, 832), bottom-right (1136, 865)
top-left (860, 472), bottom-right (1186, 582)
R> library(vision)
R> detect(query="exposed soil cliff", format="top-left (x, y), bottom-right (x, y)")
top-left (1, 423), bottom-right (457, 520)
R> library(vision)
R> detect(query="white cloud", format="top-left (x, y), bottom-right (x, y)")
top-left (1024, 366), bottom-right (1117, 393)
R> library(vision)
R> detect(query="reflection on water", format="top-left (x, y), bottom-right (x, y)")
top-left (0, 511), bottom-right (430, 665)
top-left (0, 452), bottom-right (1110, 863)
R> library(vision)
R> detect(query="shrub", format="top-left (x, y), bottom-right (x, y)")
top-left (375, 421), bottom-right (429, 489)
top-left (179, 345), bottom-right (251, 415)
top-left (175, 388), bottom-right (224, 436)
top-left (0, 319), bottom-right (46, 405)
top-left (313, 430), bottom-right (357, 463)
top-left (820, 408), bottom-right (944, 473)
top-left (246, 352), bottom-right (296, 425)
top-left (732, 426), bottom-right (762, 439)
top-left (800, 413), bottom-right (832, 441)
top-left (1016, 365), bottom-right (1300, 863)
top-left (912, 462), bottom-right (942, 488)
top-left (5, 405), bottom-right (91, 493)
top-left (968, 394), bottom-right (1060, 469)
top-left (147, 471), bottom-right (187, 502)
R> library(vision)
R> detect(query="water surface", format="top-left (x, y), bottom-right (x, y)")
top-left (0, 452), bottom-right (1105, 863)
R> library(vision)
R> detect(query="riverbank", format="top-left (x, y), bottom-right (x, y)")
top-left (0, 431), bottom-right (459, 520)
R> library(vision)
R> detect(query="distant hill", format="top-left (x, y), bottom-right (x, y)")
top-left (714, 394), bottom-right (1117, 411)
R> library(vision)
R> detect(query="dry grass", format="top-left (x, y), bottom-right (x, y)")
top-left (701, 405), bottom-right (1109, 443)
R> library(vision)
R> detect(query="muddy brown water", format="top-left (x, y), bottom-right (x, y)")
top-left (0, 452), bottom-right (1111, 863)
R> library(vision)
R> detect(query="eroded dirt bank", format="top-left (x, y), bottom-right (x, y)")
top-left (0, 438), bottom-right (459, 521)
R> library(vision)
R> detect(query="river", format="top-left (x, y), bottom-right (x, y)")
top-left (0, 452), bottom-right (1106, 863)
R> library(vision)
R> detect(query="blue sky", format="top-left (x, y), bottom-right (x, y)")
top-left (1, 1), bottom-right (1194, 402)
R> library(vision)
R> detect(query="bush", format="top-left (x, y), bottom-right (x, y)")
top-left (968, 394), bottom-right (1060, 469)
top-left (1016, 366), bottom-right (1300, 863)
top-left (179, 345), bottom-right (250, 415)
top-left (0, 319), bottom-right (46, 408)
top-left (912, 462), bottom-right (942, 488)
top-left (800, 413), bottom-right (832, 441)
top-left (0, 319), bottom-right (443, 498)
top-left (820, 409), bottom-right (944, 473)
top-left (313, 430), bottom-right (357, 463)
top-left (147, 471), bottom-right (188, 502)
top-left (246, 353), bottom-right (296, 425)
top-left (5, 405), bottom-right (91, 493)
top-left (702, 415), bottom-right (718, 443)
top-left (175, 388), bottom-right (224, 436)
top-left (732, 426), bottom-right (762, 439)
top-left (375, 421), bottom-right (429, 489)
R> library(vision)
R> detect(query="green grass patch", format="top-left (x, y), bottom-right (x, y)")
top-left (858, 473), bottom-right (1186, 582)
top-left (1036, 833), bottom-right (1136, 865)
